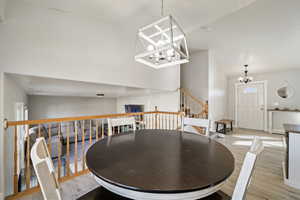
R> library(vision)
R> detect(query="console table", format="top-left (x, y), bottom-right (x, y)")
top-left (268, 109), bottom-right (300, 134)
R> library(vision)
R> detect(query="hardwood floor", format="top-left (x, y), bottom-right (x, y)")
top-left (220, 129), bottom-right (300, 200)
top-left (18, 129), bottom-right (300, 200)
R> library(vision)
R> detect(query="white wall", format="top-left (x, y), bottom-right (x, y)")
top-left (0, 1), bottom-right (180, 194)
top-left (2, 74), bottom-right (28, 196)
top-left (117, 91), bottom-right (180, 113)
top-left (0, 72), bottom-right (4, 199)
top-left (0, 1), bottom-right (180, 195)
top-left (227, 69), bottom-right (300, 120)
top-left (28, 95), bottom-right (117, 120)
top-left (181, 50), bottom-right (209, 101)
top-left (0, 0), bottom-right (180, 92)
top-left (208, 51), bottom-right (227, 130)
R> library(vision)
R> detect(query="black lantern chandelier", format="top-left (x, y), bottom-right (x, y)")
top-left (238, 65), bottom-right (253, 84)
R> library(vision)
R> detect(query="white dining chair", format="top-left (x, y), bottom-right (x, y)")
top-left (231, 136), bottom-right (264, 200)
top-left (107, 117), bottom-right (136, 136)
top-left (31, 137), bottom-right (62, 200)
top-left (203, 136), bottom-right (264, 200)
top-left (182, 117), bottom-right (210, 137)
top-left (31, 138), bottom-right (125, 200)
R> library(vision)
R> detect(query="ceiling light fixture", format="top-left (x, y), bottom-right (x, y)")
top-left (134, 0), bottom-right (189, 69)
top-left (238, 65), bottom-right (253, 84)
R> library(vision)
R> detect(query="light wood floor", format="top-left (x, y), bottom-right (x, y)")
top-left (18, 129), bottom-right (300, 200)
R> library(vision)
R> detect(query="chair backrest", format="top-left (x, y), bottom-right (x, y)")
top-left (232, 137), bottom-right (264, 200)
top-left (31, 137), bottom-right (62, 200)
top-left (107, 117), bottom-right (136, 136)
top-left (182, 117), bottom-right (210, 136)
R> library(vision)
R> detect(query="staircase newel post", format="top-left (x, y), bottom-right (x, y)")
top-left (180, 111), bottom-right (185, 131)
top-left (3, 118), bottom-right (8, 130)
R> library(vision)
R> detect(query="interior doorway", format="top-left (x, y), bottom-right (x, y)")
top-left (15, 103), bottom-right (28, 180)
top-left (235, 81), bottom-right (267, 131)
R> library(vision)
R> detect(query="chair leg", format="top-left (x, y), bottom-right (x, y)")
top-left (223, 124), bottom-right (226, 135)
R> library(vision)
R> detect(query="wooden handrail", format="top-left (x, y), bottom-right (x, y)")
top-left (180, 88), bottom-right (206, 107)
top-left (5, 169), bottom-right (90, 200)
top-left (5, 110), bottom-right (184, 198)
top-left (5, 111), bottom-right (182, 127)
top-left (179, 88), bottom-right (208, 119)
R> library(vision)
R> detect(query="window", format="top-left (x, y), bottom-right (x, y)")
top-left (243, 87), bottom-right (257, 94)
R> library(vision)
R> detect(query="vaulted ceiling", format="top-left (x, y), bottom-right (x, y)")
top-left (0, 0), bottom-right (5, 21)
top-left (2, 0), bottom-right (300, 77)
top-left (14, 0), bottom-right (257, 31)
top-left (189, 0), bottom-right (300, 76)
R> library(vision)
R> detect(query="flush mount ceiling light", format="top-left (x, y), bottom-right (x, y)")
top-left (238, 65), bottom-right (253, 84)
top-left (134, 0), bottom-right (189, 69)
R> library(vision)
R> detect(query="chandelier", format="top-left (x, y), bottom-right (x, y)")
top-left (134, 0), bottom-right (189, 69)
top-left (238, 65), bottom-right (253, 84)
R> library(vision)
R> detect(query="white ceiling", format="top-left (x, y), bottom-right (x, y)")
top-left (188, 0), bottom-right (300, 76)
top-left (18, 0), bottom-right (257, 31)
top-left (3, 0), bottom-right (300, 77)
top-left (8, 73), bottom-right (163, 98)
top-left (0, 0), bottom-right (5, 22)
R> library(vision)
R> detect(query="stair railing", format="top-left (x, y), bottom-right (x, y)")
top-left (179, 88), bottom-right (208, 119)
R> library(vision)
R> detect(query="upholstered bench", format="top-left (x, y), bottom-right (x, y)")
top-left (215, 119), bottom-right (233, 135)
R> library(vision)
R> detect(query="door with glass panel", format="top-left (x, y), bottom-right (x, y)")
top-left (236, 82), bottom-right (265, 130)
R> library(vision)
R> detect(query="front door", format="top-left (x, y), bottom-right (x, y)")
top-left (236, 82), bottom-right (265, 130)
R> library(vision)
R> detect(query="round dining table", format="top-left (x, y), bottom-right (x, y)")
top-left (86, 129), bottom-right (234, 200)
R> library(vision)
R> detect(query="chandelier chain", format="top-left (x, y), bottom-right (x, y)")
top-left (161, 0), bottom-right (164, 17)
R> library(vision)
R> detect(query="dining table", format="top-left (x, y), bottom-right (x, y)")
top-left (86, 129), bottom-right (234, 200)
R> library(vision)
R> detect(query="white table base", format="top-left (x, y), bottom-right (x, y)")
top-left (94, 175), bottom-right (226, 200)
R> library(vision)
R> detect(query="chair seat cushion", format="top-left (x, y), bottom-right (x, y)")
top-left (77, 187), bottom-right (230, 200)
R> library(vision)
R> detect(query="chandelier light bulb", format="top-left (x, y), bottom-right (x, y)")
top-left (157, 40), bottom-right (165, 46)
top-left (166, 49), bottom-right (174, 57)
top-left (147, 45), bottom-right (154, 51)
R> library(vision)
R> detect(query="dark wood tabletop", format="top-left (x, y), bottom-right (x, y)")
top-left (86, 129), bottom-right (234, 193)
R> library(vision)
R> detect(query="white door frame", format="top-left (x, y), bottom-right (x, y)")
top-left (15, 103), bottom-right (28, 176)
top-left (235, 80), bottom-right (268, 132)
top-left (0, 73), bottom-right (4, 200)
